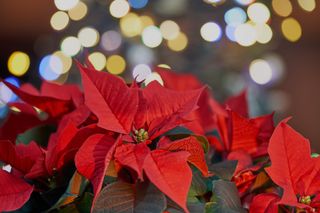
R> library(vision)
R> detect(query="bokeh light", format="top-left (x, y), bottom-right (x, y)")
top-left (54, 0), bottom-right (79, 11)
top-left (157, 64), bottom-right (171, 69)
top-left (128, 0), bottom-right (148, 9)
top-left (78, 27), bottom-right (100, 48)
top-left (297, 0), bottom-right (316, 12)
top-left (247, 3), bottom-right (270, 24)
top-left (167, 32), bottom-right (188, 52)
top-left (234, 23), bottom-right (256, 46)
top-left (52, 51), bottom-right (72, 74)
top-left (120, 13), bottom-right (142, 37)
top-left (160, 20), bottom-right (180, 40)
top-left (109, 0), bottom-right (130, 18)
top-left (255, 24), bottom-right (273, 44)
top-left (0, 77), bottom-right (20, 106)
top-left (224, 7), bottom-right (247, 26)
top-left (281, 18), bottom-right (302, 42)
top-left (142, 26), bottom-right (163, 48)
top-left (61, 36), bottom-right (82, 56)
top-left (127, 45), bottom-right (154, 65)
top-left (7, 51), bottom-right (30, 77)
top-left (39, 55), bottom-right (62, 81)
top-left (200, 22), bottom-right (222, 42)
top-left (272, 0), bottom-right (292, 17)
top-left (88, 52), bottom-right (106, 71)
top-left (234, 0), bottom-right (254, 6)
top-left (249, 59), bottom-right (273, 85)
top-left (225, 25), bottom-right (237, 41)
top-left (101, 31), bottom-right (122, 51)
top-left (106, 55), bottom-right (126, 74)
top-left (68, 1), bottom-right (88, 21)
top-left (50, 11), bottom-right (69, 31)
top-left (140, 16), bottom-right (154, 28)
top-left (144, 72), bottom-right (164, 86)
top-left (132, 64), bottom-right (152, 82)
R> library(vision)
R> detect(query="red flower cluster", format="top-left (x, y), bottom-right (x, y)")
top-left (0, 64), bottom-right (319, 213)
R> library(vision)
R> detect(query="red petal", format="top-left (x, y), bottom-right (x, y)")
top-left (265, 119), bottom-right (314, 207)
top-left (227, 150), bottom-right (252, 174)
top-left (144, 150), bottom-right (192, 213)
top-left (78, 64), bottom-right (139, 134)
top-left (114, 143), bottom-right (150, 180)
top-left (75, 134), bottom-right (119, 203)
top-left (160, 136), bottom-right (209, 177)
top-left (0, 170), bottom-right (33, 211)
top-left (224, 90), bottom-right (248, 118)
top-left (249, 193), bottom-right (280, 213)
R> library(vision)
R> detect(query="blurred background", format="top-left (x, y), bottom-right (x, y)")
top-left (0, 0), bottom-right (319, 149)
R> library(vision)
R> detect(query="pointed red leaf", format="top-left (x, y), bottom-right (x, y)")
top-left (159, 136), bottom-right (209, 176)
top-left (224, 90), bottom-right (248, 118)
top-left (114, 143), bottom-right (150, 180)
top-left (75, 134), bottom-right (119, 204)
top-left (78, 64), bottom-right (139, 134)
top-left (144, 150), bottom-right (192, 213)
top-left (249, 193), bottom-right (280, 213)
top-left (265, 119), bottom-right (315, 207)
top-left (0, 170), bottom-right (33, 212)
top-left (227, 150), bottom-right (252, 174)
top-left (0, 140), bottom-right (42, 174)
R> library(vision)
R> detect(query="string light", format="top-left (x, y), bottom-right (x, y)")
top-left (128, 0), bottom-right (149, 9)
top-left (255, 24), bottom-right (273, 44)
top-left (39, 55), bottom-right (62, 81)
top-left (0, 77), bottom-right (20, 106)
top-left (52, 51), bottom-right (72, 74)
top-left (234, 0), bottom-right (254, 6)
top-left (54, 0), bottom-right (79, 11)
top-left (144, 72), bottom-right (164, 86)
top-left (224, 7), bottom-right (247, 26)
top-left (101, 31), bottom-right (122, 51)
top-left (120, 13), bottom-right (142, 37)
top-left (132, 64), bottom-right (152, 82)
top-left (50, 11), bottom-right (69, 31)
top-left (297, 0), bottom-right (316, 12)
top-left (234, 23), bottom-right (256, 46)
top-left (7, 51), bottom-right (30, 77)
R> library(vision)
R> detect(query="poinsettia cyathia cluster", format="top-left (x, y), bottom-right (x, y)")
top-left (0, 63), bottom-right (320, 213)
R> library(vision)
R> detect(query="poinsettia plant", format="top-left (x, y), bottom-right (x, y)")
top-left (1, 62), bottom-right (320, 213)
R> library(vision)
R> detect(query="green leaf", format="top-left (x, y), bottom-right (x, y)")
top-left (208, 160), bottom-right (237, 180)
top-left (93, 181), bottom-right (134, 213)
top-left (166, 197), bottom-right (205, 213)
top-left (76, 192), bottom-right (93, 213)
top-left (209, 180), bottom-right (245, 213)
top-left (16, 124), bottom-right (56, 147)
top-left (48, 171), bottom-right (89, 211)
top-left (134, 181), bottom-right (166, 213)
top-left (189, 168), bottom-right (207, 197)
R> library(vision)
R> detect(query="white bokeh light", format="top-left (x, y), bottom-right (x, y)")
top-left (54, 0), bottom-right (79, 10)
top-left (132, 64), bottom-right (152, 82)
top-left (249, 59), bottom-right (273, 85)
top-left (235, 23), bottom-right (256, 46)
top-left (142, 26), bottom-right (163, 48)
top-left (78, 27), bottom-right (100, 48)
top-left (200, 22), bottom-right (222, 42)
top-left (60, 36), bottom-right (82, 56)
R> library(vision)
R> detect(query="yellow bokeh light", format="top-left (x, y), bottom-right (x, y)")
top-left (160, 20), bottom-right (180, 40)
top-left (140, 16), bottom-right (154, 28)
top-left (297, 0), bottom-right (316, 12)
top-left (281, 18), bottom-right (302, 42)
top-left (88, 52), bottom-right (106, 71)
top-left (68, 1), bottom-right (88, 21)
top-left (106, 55), bottom-right (126, 75)
top-left (50, 11), bottom-right (69, 31)
top-left (157, 64), bottom-right (171, 69)
top-left (120, 13), bottom-right (142, 37)
top-left (272, 0), bottom-right (292, 17)
top-left (109, 0), bottom-right (130, 18)
top-left (78, 27), bottom-right (100, 47)
top-left (247, 3), bottom-right (270, 24)
top-left (235, 23), bottom-right (256, 46)
top-left (255, 23), bottom-right (273, 44)
top-left (167, 32), bottom-right (188, 52)
top-left (7, 51), bottom-right (30, 76)
top-left (52, 51), bottom-right (72, 74)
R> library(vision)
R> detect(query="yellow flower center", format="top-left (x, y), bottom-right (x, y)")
top-left (134, 128), bottom-right (149, 142)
